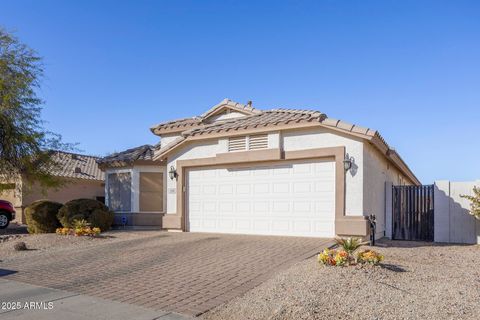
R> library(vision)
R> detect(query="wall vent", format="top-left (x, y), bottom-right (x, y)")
top-left (228, 134), bottom-right (268, 152)
top-left (228, 136), bottom-right (247, 152)
top-left (248, 134), bottom-right (268, 150)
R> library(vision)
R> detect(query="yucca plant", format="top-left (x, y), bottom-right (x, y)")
top-left (334, 237), bottom-right (369, 255)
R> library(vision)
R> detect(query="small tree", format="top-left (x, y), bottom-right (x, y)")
top-left (0, 28), bottom-right (72, 192)
top-left (460, 186), bottom-right (480, 220)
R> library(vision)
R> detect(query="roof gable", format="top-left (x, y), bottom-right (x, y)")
top-left (201, 99), bottom-right (261, 120)
top-left (150, 99), bottom-right (261, 136)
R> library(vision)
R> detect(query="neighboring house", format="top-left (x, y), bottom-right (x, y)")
top-left (0, 151), bottom-right (105, 224)
top-left (98, 99), bottom-right (419, 238)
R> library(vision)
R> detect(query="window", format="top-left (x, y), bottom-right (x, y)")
top-left (139, 172), bottom-right (164, 212)
top-left (228, 134), bottom-right (268, 152)
top-left (107, 172), bottom-right (131, 212)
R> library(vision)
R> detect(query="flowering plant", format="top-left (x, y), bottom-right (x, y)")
top-left (318, 248), bottom-right (350, 266)
top-left (357, 250), bottom-right (384, 265)
top-left (56, 226), bottom-right (101, 237)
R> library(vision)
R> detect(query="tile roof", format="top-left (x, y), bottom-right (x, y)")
top-left (101, 98), bottom-right (419, 184)
top-left (187, 109), bottom-right (326, 136)
top-left (96, 144), bottom-right (161, 168)
top-left (150, 117), bottom-right (203, 134)
top-left (48, 151), bottom-right (104, 181)
top-left (150, 99), bottom-right (262, 135)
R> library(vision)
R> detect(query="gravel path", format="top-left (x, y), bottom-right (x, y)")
top-left (202, 240), bottom-right (480, 320)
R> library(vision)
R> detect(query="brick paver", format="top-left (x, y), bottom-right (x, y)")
top-left (1, 232), bottom-right (331, 316)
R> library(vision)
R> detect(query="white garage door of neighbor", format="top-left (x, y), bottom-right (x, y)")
top-left (187, 160), bottom-right (335, 237)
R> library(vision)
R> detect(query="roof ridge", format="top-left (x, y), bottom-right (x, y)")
top-left (269, 108), bottom-right (324, 116)
top-left (150, 116), bottom-right (202, 130)
top-left (50, 150), bottom-right (101, 159)
top-left (185, 111), bottom-right (266, 135)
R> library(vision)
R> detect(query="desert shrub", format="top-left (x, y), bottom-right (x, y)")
top-left (57, 199), bottom-right (114, 231)
top-left (461, 186), bottom-right (480, 220)
top-left (24, 200), bottom-right (63, 234)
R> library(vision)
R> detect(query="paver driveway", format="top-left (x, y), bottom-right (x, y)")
top-left (1, 232), bottom-right (331, 316)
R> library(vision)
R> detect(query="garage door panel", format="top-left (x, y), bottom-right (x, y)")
top-left (253, 183), bottom-right (269, 193)
top-left (187, 160), bottom-right (335, 237)
top-left (273, 183), bottom-right (290, 193)
top-left (293, 221), bottom-right (312, 233)
top-left (236, 184), bottom-right (251, 194)
top-left (218, 219), bottom-right (235, 229)
top-left (253, 201), bottom-right (269, 213)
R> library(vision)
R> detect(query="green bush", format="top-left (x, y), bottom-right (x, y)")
top-left (57, 199), bottom-right (114, 231)
top-left (24, 200), bottom-right (63, 234)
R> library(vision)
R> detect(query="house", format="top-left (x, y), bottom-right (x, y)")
top-left (97, 99), bottom-right (419, 238)
top-left (0, 151), bottom-right (105, 224)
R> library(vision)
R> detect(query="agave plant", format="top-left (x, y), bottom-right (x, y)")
top-left (334, 237), bottom-right (369, 255)
top-left (73, 219), bottom-right (90, 229)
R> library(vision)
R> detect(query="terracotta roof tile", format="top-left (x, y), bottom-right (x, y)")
top-left (188, 109), bottom-right (326, 136)
top-left (97, 144), bottom-right (161, 168)
top-left (150, 99), bottom-right (263, 135)
top-left (48, 151), bottom-right (104, 181)
top-left (150, 117), bottom-right (203, 133)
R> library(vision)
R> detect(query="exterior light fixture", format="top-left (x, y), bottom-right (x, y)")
top-left (343, 154), bottom-right (354, 171)
top-left (168, 166), bottom-right (178, 180)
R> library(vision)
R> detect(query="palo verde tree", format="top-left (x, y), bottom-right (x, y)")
top-left (461, 186), bottom-right (480, 220)
top-left (0, 28), bottom-right (72, 192)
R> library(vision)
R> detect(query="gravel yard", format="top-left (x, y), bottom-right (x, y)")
top-left (0, 227), bottom-right (156, 261)
top-left (202, 240), bottom-right (480, 320)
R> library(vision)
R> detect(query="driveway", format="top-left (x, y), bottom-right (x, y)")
top-left (0, 231), bottom-right (331, 316)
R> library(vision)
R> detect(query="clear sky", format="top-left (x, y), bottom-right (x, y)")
top-left (1, 0), bottom-right (479, 184)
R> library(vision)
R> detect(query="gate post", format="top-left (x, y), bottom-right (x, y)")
top-left (385, 181), bottom-right (393, 239)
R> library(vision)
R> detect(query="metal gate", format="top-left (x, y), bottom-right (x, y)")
top-left (392, 185), bottom-right (434, 241)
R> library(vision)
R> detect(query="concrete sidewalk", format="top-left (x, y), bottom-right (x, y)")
top-left (0, 279), bottom-right (190, 320)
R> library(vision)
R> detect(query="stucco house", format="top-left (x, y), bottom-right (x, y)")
top-left (0, 151), bottom-right (105, 224)
top-left (97, 99), bottom-right (419, 238)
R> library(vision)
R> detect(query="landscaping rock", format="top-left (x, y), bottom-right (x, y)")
top-left (13, 241), bottom-right (27, 251)
top-left (202, 240), bottom-right (480, 320)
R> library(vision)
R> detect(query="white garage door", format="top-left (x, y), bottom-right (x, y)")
top-left (187, 160), bottom-right (335, 237)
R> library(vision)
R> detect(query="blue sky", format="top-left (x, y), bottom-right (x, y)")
top-left (1, 0), bottom-right (479, 184)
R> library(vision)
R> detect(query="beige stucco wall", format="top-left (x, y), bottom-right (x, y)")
top-left (207, 111), bottom-right (247, 122)
top-left (363, 142), bottom-right (415, 238)
top-left (16, 179), bottom-right (105, 224)
top-left (160, 134), bottom-right (181, 149)
top-left (166, 127), bottom-right (368, 218)
top-left (156, 125), bottom-right (418, 234)
top-left (282, 127), bottom-right (364, 217)
top-left (166, 139), bottom-right (224, 214)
